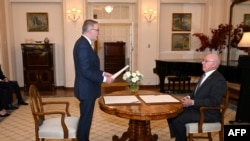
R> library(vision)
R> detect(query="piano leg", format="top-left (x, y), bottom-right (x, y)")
top-left (158, 74), bottom-right (166, 93)
top-left (168, 77), bottom-right (179, 94)
top-left (180, 76), bottom-right (191, 93)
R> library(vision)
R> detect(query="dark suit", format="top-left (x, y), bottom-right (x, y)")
top-left (0, 88), bottom-right (8, 110)
top-left (0, 66), bottom-right (25, 106)
top-left (168, 70), bottom-right (227, 141)
top-left (73, 36), bottom-right (104, 141)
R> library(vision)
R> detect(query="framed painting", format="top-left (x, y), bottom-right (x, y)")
top-left (172, 33), bottom-right (190, 51)
top-left (244, 14), bottom-right (250, 26)
top-left (172, 13), bottom-right (192, 31)
top-left (26, 12), bottom-right (49, 32)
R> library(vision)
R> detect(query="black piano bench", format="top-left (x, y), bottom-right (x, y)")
top-left (167, 76), bottom-right (191, 94)
top-left (179, 76), bottom-right (191, 93)
top-left (167, 76), bottom-right (181, 94)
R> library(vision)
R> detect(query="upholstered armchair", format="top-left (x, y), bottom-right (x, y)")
top-left (29, 85), bottom-right (79, 141)
top-left (185, 90), bottom-right (229, 141)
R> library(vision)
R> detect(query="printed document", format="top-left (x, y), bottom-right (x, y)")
top-left (103, 95), bottom-right (140, 105)
top-left (111, 65), bottom-right (129, 79)
top-left (139, 95), bottom-right (180, 104)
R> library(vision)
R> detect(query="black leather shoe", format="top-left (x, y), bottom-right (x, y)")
top-left (18, 101), bottom-right (28, 105)
top-left (5, 104), bottom-right (19, 110)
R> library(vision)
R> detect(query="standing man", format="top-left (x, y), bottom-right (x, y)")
top-left (167, 53), bottom-right (227, 141)
top-left (73, 19), bottom-right (114, 141)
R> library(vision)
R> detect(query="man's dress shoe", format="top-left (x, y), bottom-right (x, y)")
top-left (0, 113), bottom-right (10, 117)
top-left (18, 101), bottom-right (28, 105)
top-left (5, 104), bottom-right (19, 110)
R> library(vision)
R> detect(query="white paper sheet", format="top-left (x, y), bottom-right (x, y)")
top-left (103, 95), bottom-right (140, 105)
top-left (111, 65), bottom-right (129, 79)
top-left (139, 95), bottom-right (180, 103)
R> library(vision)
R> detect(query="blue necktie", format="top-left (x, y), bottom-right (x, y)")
top-left (195, 74), bottom-right (206, 94)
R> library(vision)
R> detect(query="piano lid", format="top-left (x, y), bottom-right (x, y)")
top-left (156, 59), bottom-right (201, 63)
top-left (156, 59), bottom-right (238, 67)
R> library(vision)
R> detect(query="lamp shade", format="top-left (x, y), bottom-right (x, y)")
top-left (105, 5), bottom-right (113, 13)
top-left (238, 32), bottom-right (250, 47)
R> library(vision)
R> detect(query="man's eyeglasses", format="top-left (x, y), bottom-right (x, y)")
top-left (202, 60), bottom-right (215, 63)
top-left (91, 29), bottom-right (100, 32)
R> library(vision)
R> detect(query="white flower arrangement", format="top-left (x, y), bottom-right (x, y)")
top-left (122, 71), bottom-right (143, 83)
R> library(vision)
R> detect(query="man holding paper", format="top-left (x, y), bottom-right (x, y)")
top-left (73, 19), bottom-right (114, 141)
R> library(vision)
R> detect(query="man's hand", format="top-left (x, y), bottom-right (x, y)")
top-left (104, 72), bottom-right (114, 84)
top-left (103, 72), bottom-right (113, 77)
top-left (106, 76), bottom-right (114, 84)
top-left (181, 96), bottom-right (194, 107)
top-left (4, 78), bottom-right (8, 82)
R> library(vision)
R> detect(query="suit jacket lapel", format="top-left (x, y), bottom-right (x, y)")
top-left (195, 71), bottom-right (216, 95)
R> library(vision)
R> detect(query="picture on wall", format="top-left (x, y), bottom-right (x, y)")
top-left (27, 12), bottom-right (49, 32)
top-left (172, 13), bottom-right (192, 31)
top-left (244, 14), bottom-right (250, 26)
top-left (172, 33), bottom-right (190, 51)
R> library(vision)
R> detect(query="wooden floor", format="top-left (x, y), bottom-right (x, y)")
top-left (21, 74), bottom-right (197, 98)
top-left (21, 84), bottom-right (162, 97)
top-left (23, 74), bottom-right (196, 97)
top-left (20, 82), bottom-right (239, 107)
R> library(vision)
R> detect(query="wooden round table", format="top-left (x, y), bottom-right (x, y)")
top-left (98, 90), bottom-right (183, 141)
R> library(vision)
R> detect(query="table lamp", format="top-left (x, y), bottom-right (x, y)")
top-left (238, 32), bottom-right (250, 55)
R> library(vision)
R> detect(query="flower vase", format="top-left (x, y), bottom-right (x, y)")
top-left (128, 82), bottom-right (140, 94)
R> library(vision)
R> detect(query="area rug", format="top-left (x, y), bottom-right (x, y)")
top-left (0, 96), bottom-right (236, 141)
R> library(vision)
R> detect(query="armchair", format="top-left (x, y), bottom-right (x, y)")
top-left (29, 85), bottom-right (79, 141)
top-left (185, 90), bottom-right (229, 141)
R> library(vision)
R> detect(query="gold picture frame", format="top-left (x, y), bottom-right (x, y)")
top-left (244, 14), bottom-right (250, 26)
top-left (27, 12), bottom-right (49, 32)
top-left (172, 13), bottom-right (192, 31)
top-left (172, 33), bottom-right (190, 51)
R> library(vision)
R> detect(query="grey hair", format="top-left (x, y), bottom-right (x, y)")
top-left (82, 19), bottom-right (98, 34)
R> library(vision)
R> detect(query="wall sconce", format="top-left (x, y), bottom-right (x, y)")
top-left (143, 9), bottom-right (157, 23)
top-left (105, 5), bottom-right (113, 13)
top-left (238, 32), bottom-right (250, 55)
top-left (66, 8), bottom-right (81, 22)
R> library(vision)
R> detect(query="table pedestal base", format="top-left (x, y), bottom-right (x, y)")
top-left (112, 119), bottom-right (158, 141)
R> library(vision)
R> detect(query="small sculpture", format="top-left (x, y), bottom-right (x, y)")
top-left (44, 37), bottom-right (49, 44)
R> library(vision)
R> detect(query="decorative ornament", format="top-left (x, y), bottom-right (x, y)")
top-left (44, 37), bottom-right (49, 44)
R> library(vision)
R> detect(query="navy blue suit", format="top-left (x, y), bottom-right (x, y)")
top-left (168, 70), bottom-right (227, 141)
top-left (73, 36), bottom-right (104, 141)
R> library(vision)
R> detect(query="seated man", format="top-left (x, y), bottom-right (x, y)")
top-left (0, 65), bottom-right (27, 110)
top-left (167, 53), bottom-right (227, 141)
top-left (0, 88), bottom-right (10, 117)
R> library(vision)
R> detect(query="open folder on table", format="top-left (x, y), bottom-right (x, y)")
top-left (139, 95), bottom-right (180, 104)
top-left (103, 95), bottom-right (141, 105)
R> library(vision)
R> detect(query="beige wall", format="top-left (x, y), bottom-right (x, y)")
top-left (10, 1), bottom-right (64, 87)
top-left (0, 0), bottom-right (10, 78)
top-left (1, 0), bottom-right (250, 87)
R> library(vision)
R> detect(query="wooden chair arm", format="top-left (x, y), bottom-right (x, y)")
top-left (42, 101), bottom-right (71, 116)
top-left (34, 111), bottom-right (69, 138)
top-left (198, 106), bottom-right (225, 133)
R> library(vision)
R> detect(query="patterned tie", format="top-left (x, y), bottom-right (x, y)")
top-left (194, 74), bottom-right (206, 94)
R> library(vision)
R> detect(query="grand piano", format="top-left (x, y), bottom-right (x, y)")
top-left (153, 59), bottom-right (240, 93)
top-left (153, 56), bottom-right (250, 123)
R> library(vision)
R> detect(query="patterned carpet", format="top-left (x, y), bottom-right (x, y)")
top-left (0, 96), bottom-right (236, 141)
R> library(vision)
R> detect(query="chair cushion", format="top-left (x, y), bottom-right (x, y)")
top-left (185, 122), bottom-right (221, 133)
top-left (39, 116), bottom-right (79, 139)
